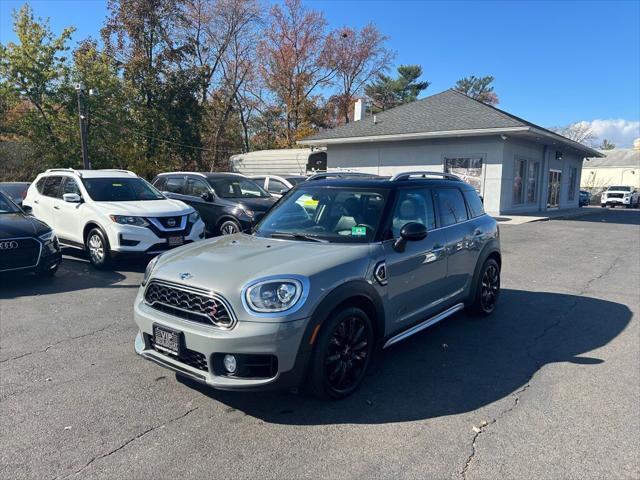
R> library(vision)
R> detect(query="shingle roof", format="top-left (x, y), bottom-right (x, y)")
top-left (300, 89), bottom-right (603, 157)
top-left (585, 149), bottom-right (640, 168)
top-left (304, 90), bottom-right (528, 141)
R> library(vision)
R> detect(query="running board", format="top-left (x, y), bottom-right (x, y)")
top-left (383, 303), bottom-right (465, 349)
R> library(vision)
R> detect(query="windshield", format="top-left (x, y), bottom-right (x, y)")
top-left (83, 178), bottom-right (165, 202)
top-left (208, 177), bottom-right (270, 198)
top-left (607, 186), bottom-right (631, 192)
top-left (0, 192), bottom-right (20, 213)
top-left (254, 186), bottom-right (388, 243)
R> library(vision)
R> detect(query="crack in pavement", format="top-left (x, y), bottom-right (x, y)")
top-left (0, 324), bottom-right (118, 365)
top-left (59, 407), bottom-right (199, 479)
top-left (459, 254), bottom-right (622, 479)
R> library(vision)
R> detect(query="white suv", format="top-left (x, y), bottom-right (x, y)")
top-left (600, 185), bottom-right (640, 208)
top-left (23, 169), bottom-right (205, 268)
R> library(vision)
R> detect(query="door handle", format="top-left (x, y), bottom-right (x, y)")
top-left (53, 205), bottom-right (60, 210)
top-left (423, 247), bottom-right (445, 264)
top-left (34, 199), bottom-right (39, 204)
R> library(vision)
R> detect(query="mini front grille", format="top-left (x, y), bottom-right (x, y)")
top-left (0, 238), bottom-right (41, 271)
top-left (149, 336), bottom-right (208, 372)
top-left (144, 281), bottom-right (235, 328)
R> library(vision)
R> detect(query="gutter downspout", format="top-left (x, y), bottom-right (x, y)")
top-left (539, 145), bottom-right (548, 212)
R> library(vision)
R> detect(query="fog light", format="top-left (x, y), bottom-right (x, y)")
top-left (223, 354), bottom-right (237, 374)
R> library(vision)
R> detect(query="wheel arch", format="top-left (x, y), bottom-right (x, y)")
top-left (468, 242), bottom-right (501, 305)
top-left (83, 221), bottom-right (109, 248)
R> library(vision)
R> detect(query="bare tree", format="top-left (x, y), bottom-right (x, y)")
top-left (325, 24), bottom-right (393, 124)
top-left (551, 122), bottom-right (596, 146)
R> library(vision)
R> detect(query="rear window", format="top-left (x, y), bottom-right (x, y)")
top-left (463, 189), bottom-right (485, 218)
top-left (434, 188), bottom-right (469, 227)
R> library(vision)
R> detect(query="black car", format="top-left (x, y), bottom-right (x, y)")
top-left (0, 190), bottom-right (62, 276)
top-left (152, 173), bottom-right (277, 236)
top-left (0, 182), bottom-right (30, 207)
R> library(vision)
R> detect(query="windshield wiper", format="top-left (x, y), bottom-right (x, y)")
top-left (270, 232), bottom-right (328, 243)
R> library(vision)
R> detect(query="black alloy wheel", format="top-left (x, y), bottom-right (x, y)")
top-left (219, 219), bottom-right (241, 235)
top-left (469, 258), bottom-right (500, 316)
top-left (308, 307), bottom-right (374, 399)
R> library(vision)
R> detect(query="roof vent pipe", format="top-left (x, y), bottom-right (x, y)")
top-left (354, 99), bottom-right (363, 122)
top-left (373, 115), bottom-right (377, 125)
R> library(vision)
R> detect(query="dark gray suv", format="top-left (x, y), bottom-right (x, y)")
top-left (134, 171), bottom-right (501, 399)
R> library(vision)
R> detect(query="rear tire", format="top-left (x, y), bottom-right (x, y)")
top-left (86, 228), bottom-right (111, 269)
top-left (468, 258), bottom-right (500, 316)
top-left (307, 306), bottom-right (374, 400)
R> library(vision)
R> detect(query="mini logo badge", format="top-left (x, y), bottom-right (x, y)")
top-left (167, 218), bottom-right (177, 227)
top-left (179, 272), bottom-right (193, 280)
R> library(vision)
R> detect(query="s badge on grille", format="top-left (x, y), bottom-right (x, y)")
top-left (179, 272), bottom-right (193, 280)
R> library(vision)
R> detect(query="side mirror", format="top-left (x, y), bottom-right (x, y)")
top-left (393, 222), bottom-right (427, 252)
top-left (63, 193), bottom-right (82, 203)
top-left (200, 192), bottom-right (213, 201)
top-left (22, 204), bottom-right (33, 214)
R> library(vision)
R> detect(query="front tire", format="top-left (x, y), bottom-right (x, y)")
top-left (469, 258), bottom-right (500, 316)
top-left (219, 219), bottom-right (241, 235)
top-left (307, 307), bottom-right (374, 399)
top-left (36, 264), bottom-right (58, 277)
top-left (86, 228), bottom-right (111, 269)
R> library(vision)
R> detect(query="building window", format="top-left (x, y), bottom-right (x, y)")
top-left (568, 167), bottom-right (577, 201)
top-left (444, 156), bottom-right (483, 192)
top-left (513, 159), bottom-right (526, 205)
top-left (526, 161), bottom-right (540, 203)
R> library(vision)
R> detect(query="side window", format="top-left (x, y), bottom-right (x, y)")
top-left (153, 177), bottom-right (167, 190)
top-left (42, 176), bottom-right (63, 198)
top-left (253, 177), bottom-right (266, 189)
top-left (268, 178), bottom-right (288, 194)
top-left (463, 189), bottom-right (485, 218)
top-left (435, 188), bottom-right (469, 227)
top-left (186, 178), bottom-right (209, 197)
top-left (36, 177), bottom-right (47, 193)
top-left (164, 177), bottom-right (185, 194)
top-left (391, 188), bottom-right (436, 237)
top-left (61, 177), bottom-right (81, 195)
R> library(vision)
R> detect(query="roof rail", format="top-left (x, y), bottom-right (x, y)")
top-left (307, 172), bottom-right (380, 181)
top-left (98, 169), bottom-right (136, 175)
top-left (45, 168), bottom-right (82, 177)
top-left (390, 171), bottom-right (461, 182)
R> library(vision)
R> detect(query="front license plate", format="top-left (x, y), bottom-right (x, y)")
top-left (153, 324), bottom-right (181, 355)
top-left (168, 235), bottom-right (184, 247)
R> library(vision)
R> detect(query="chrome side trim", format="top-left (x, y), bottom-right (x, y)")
top-left (383, 303), bottom-right (465, 349)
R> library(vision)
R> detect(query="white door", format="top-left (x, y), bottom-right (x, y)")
top-left (35, 176), bottom-right (64, 229)
top-left (54, 177), bottom-right (84, 244)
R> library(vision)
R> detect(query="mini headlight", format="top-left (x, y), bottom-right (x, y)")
top-left (245, 278), bottom-right (303, 313)
top-left (110, 215), bottom-right (149, 227)
top-left (241, 208), bottom-right (254, 219)
top-left (142, 255), bottom-right (161, 286)
top-left (188, 210), bottom-right (200, 223)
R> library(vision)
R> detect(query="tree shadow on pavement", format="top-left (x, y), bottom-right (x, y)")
top-left (179, 289), bottom-right (631, 425)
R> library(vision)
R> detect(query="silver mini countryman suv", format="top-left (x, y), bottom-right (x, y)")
top-left (134, 171), bottom-right (501, 399)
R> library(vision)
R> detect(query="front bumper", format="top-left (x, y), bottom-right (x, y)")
top-left (602, 197), bottom-right (631, 205)
top-left (106, 220), bottom-right (206, 255)
top-left (133, 297), bottom-right (311, 390)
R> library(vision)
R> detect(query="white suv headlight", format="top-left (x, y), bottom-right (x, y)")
top-left (243, 276), bottom-right (308, 314)
top-left (110, 215), bottom-right (149, 227)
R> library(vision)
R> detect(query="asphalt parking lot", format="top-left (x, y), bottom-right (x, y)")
top-left (1, 208), bottom-right (639, 479)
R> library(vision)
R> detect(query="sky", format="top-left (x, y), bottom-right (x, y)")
top-left (1, 0), bottom-right (639, 147)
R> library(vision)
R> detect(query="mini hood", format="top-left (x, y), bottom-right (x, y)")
top-left (149, 234), bottom-right (372, 319)
top-left (94, 199), bottom-right (193, 217)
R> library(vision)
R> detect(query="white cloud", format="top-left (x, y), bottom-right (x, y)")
top-left (574, 119), bottom-right (640, 148)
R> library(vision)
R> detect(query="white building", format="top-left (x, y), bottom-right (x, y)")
top-left (299, 90), bottom-right (602, 215)
top-left (582, 148), bottom-right (640, 191)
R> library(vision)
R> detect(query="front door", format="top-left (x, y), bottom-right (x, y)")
top-left (384, 187), bottom-right (448, 334)
top-left (547, 170), bottom-right (562, 208)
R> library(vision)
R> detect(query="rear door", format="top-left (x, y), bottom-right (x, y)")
top-left (184, 176), bottom-right (217, 232)
top-left (54, 176), bottom-right (84, 244)
top-left (37, 176), bottom-right (64, 228)
top-left (433, 187), bottom-right (475, 297)
top-left (383, 187), bottom-right (449, 333)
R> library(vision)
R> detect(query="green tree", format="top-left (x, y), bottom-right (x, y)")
top-left (454, 75), bottom-right (499, 105)
top-left (599, 138), bottom-right (616, 150)
top-left (0, 4), bottom-right (76, 177)
top-left (364, 64), bottom-right (429, 113)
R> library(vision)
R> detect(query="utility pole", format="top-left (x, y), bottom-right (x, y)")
top-left (75, 83), bottom-right (91, 169)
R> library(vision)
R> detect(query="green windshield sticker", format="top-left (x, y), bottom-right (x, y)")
top-left (112, 183), bottom-right (123, 187)
top-left (351, 226), bottom-right (367, 236)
